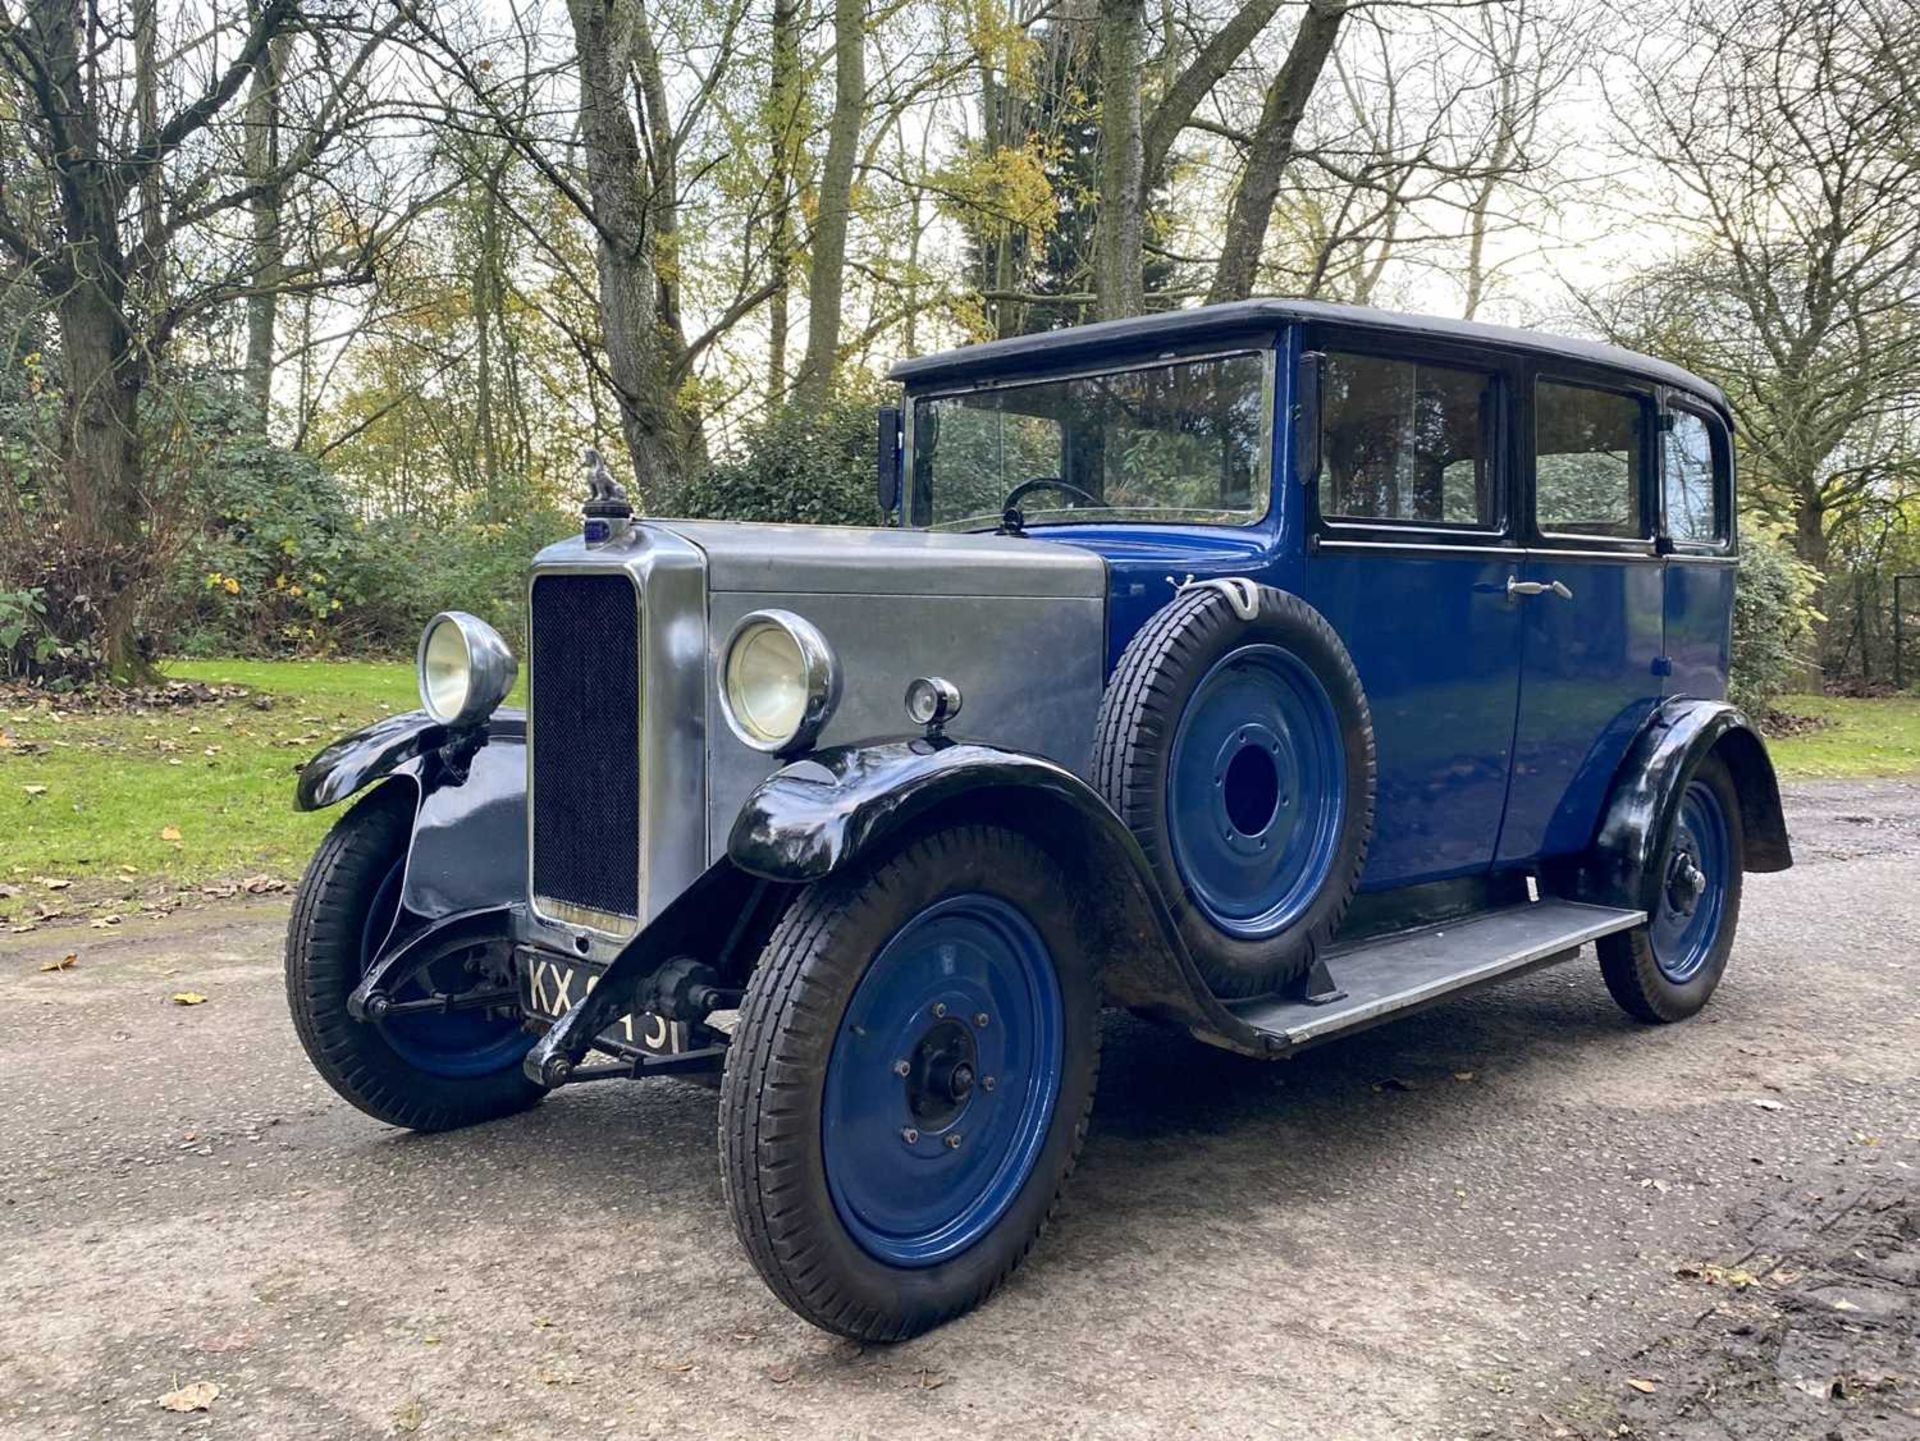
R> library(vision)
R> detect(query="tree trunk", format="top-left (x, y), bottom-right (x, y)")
top-left (1794, 487), bottom-right (1831, 689)
top-left (565, 0), bottom-right (687, 502)
top-left (1208, 0), bottom-right (1347, 305)
top-left (1093, 0), bottom-right (1145, 320)
top-left (795, 0), bottom-right (864, 411)
top-left (242, 33), bottom-right (289, 428)
top-left (30, 0), bottom-right (149, 676)
top-left (765, 0), bottom-right (804, 411)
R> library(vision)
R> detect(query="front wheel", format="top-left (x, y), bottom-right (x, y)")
top-left (286, 784), bottom-right (543, 1131)
top-left (1598, 753), bottom-right (1746, 1023)
top-left (719, 825), bottom-right (1100, 1341)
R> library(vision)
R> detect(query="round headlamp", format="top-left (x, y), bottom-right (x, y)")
top-left (719, 610), bottom-right (840, 755)
top-left (416, 612), bottom-right (517, 728)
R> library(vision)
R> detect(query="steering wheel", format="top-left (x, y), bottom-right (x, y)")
top-left (1000, 477), bottom-right (1102, 533)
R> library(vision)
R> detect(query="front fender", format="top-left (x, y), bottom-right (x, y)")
top-left (1581, 698), bottom-right (1793, 912)
top-left (295, 709), bottom-right (454, 811)
top-left (297, 710), bottom-right (528, 922)
top-left (729, 739), bottom-right (1274, 1056)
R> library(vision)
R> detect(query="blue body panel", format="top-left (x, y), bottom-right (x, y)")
top-left (986, 320), bottom-right (1737, 893)
top-left (1662, 560), bottom-right (1735, 702)
top-left (1303, 550), bottom-right (1522, 887)
top-left (1497, 553), bottom-right (1666, 864)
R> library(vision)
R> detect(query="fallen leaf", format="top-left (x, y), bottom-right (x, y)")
top-left (1752, 1098), bottom-right (1783, 1111)
top-left (119, 864), bottom-right (137, 875)
top-left (1624, 1378), bottom-right (1656, 1394)
top-left (21, 784), bottom-right (47, 796)
top-left (1452, 1071), bottom-right (1476, 1082)
top-left (391, 1398), bottom-right (426, 1434)
top-left (1675, 1262), bottom-right (1758, 1289)
top-left (38, 877), bottom-right (70, 891)
top-left (766, 1363), bottom-right (795, 1385)
top-left (170, 991), bottom-right (208, 1006)
top-left (917, 1367), bottom-right (947, 1390)
top-left (240, 874), bottom-right (286, 894)
top-left (156, 1380), bottom-right (219, 1413)
top-left (39, 952), bottom-right (77, 972)
top-left (160, 826), bottom-right (182, 841)
top-left (1832, 1298), bottom-right (1860, 1312)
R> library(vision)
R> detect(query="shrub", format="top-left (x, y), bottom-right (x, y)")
top-left (1730, 518), bottom-right (1823, 714)
top-left (675, 385), bottom-right (885, 526)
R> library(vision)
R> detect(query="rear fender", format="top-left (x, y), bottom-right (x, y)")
top-left (1578, 698), bottom-right (1792, 913)
top-left (729, 739), bottom-right (1274, 1056)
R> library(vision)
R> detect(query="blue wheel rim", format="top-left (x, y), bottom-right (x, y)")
top-left (360, 861), bottom-right (534, 1079)
top-left (1167, 645), bottom-right (1347, 939)
top-left (822, 894), bottom-right (1064, 1268)
top-left (1648, 780), bottom-right (1730, 984)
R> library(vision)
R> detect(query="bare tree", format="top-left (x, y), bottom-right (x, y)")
top-left (0, 0), bottom-right (413, 674)
top-left (1597, 0), bottom-right (1920, 667)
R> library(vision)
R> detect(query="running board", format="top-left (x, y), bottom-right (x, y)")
top-left (1230, 899), bottom-right (1645, 1053)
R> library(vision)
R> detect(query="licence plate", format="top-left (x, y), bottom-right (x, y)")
top-left (518, 949), bottom-right (690, 1056)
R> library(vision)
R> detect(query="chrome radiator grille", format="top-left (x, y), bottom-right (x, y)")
top-left (530, 572), bottom-right (641, 926)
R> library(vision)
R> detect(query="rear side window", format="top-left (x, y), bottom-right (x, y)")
top-left (1534, 381), bottom-right (1646, 538)
top-left (1663, 409), bottom-right (1725, 545)
top-left (1318, 352), bottom-right (1498, 527)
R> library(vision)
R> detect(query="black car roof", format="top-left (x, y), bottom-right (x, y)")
top-left (889, 298), bottom-right (1733, 421)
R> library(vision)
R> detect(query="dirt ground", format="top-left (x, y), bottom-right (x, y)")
top-left (2, 780), bottom-right (1916, 1440)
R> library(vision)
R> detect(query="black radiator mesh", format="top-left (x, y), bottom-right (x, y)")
top-left (530, 573), bottom-right (641, 919)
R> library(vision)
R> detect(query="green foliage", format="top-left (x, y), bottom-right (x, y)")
top-left (330, 507), bottom-right (573, 654)
top-left (676, 383), bottom-right (885, 526)
top-left (164, 388), bottom-right (364, 655)
top-left (0, 585), bottom-right (98, 684)
top-left (1731, 519), bottom-right (1824, 714)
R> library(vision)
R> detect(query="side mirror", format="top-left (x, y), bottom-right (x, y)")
top-left (876, 405), bottom-right (903, 522)
top-left (1294, 351), bottom-right (1324, 487)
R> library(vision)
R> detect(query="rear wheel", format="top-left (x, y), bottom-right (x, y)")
top-left (286, 785), bottom-right (543, 1131)
top-left (1598, 754), bottom-right (1745, 1023)
top-left (719, 825), bottom-right (1100, 1341)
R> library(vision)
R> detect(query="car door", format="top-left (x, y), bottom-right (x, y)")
top-left (1496, 369), bottom-right (1665, 866)
top-left (1658, 397), bottom-right (1736, 700)
top-left (1299, 331), bottom-right (1525, 890)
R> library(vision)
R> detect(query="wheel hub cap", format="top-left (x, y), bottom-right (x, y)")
top-left (1167, 646), bottom-right (1347, 939)
top-left (821, 895), bottom-right (1065, 1268)
top-left (1648, 781), bottom-right (1731, 984)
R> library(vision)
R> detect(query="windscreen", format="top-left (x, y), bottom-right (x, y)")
top-left (910, 351), bottom-right (1272, 531)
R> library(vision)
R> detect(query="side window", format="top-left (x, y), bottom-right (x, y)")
top-left (1319, 352), bottom-right (1498, 527)
top-left (1534, 381), bottom-right (1647, 538)
top-left (1663, 409), bottom-right (1724, 545)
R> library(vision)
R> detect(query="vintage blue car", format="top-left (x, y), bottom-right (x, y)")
top-left (288, 299), bottom-right (1791, 1340)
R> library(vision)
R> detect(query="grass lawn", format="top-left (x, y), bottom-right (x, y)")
top-left (1, 658), bottom-right (1913, 927)
top-left (1765, 692), bottom-right (1920, 780)
top-left (0, 658), bottom-right (420, 925)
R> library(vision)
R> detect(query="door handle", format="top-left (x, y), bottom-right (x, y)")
top-left (1506, 576), bottom-right (1573, 600)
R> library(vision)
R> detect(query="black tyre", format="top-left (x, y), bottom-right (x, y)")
top-left (285, 784), bottom-right (544, 1131)
top-left (1599, 753), bottom-right (1745, 1024)
top-left (719, 825), bottom-right (1100, 1341)
top-left (1094, 584), bottom-right (1375, 998)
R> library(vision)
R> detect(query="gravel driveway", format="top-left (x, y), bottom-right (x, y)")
top-left (3, 780), bottom-right (1915, 1440)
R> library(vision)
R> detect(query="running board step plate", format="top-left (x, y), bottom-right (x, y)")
top-left (1231, 899), bottom-right (1645, 1052)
